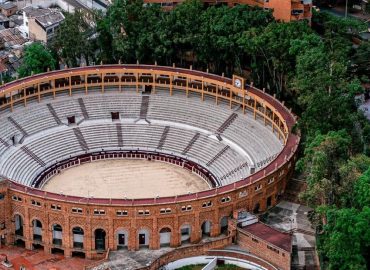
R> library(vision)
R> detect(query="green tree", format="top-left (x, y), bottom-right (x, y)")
top-left (52, 10), bottom-right (96, 67)
top-left (18, 42), bottom-right (56, 78)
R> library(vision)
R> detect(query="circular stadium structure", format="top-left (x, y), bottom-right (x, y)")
top-left (0, 65), bottom-right (299, 260)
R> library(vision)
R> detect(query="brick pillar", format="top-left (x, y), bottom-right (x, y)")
top-left (151, 218), bottom-right (159, 249)
top-left (129, 219), bottom-right (137, 250)
top-left (64, 219), bottom-right (71, 257)
top-left (211, 208), bottom-right (220, 237)
top-left (192, 212), bottom-right (201, 243)
top-left (108, 215), bottom-right (114, 250)
top-left (24, 208), bottom-right (32, 250)
top-left (171, 217), bottom-right (180, 247)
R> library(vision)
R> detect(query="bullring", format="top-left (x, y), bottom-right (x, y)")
top-left (0, 64), bottom-right (299, 262)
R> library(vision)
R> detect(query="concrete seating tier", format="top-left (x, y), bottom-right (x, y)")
top-left (0, 89), bottom-right (283, 188)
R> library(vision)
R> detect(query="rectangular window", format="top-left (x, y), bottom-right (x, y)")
top-left (138, 210), bottom-right (150, 216)
top-left (93, 209), bottom-right (106, 215)
top-left (181, 205), bottom-right (192, 211)
top-left (31, 199), bottom-right (41, 207)
top-left (0, 193), bottom-right (5, 200)
top-left (116, 210), bottom-right (128, 216)
top-left (72, 208), bottom-right (83, 214)
top-left (12, 195), bottom-right (22, 202)
top-left (160, 208), bottom-right (172, 214)
top-left (202, 201), bottom-right (212, 208)
top-left (51, 204), bottom-right (61, 211)
top-left (252, 238), bottom-right (259, 243)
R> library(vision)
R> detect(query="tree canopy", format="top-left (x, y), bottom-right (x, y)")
top-left (17, 42), bottom-right (56, 78)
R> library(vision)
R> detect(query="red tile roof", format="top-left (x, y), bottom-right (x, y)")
top-left (241, 222), bottom-right (292, 253)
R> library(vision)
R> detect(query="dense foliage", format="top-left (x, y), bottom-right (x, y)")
top-left (17, 42), bottom-right (56, 78)
top-left (17, 1), bottom-right (370, 268)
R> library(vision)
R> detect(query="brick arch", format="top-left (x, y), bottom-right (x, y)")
top-left (30, 216), bottom-right (44, 226)
top-left (158, 224), bottom-right (174, 233)
top-left (50, 222), bottom-right (63, 230)
top-left (70, 224), bottom-right (85, 236)
top-left (13, 212), bottom-right (25, 221)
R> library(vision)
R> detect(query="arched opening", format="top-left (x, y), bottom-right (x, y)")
top-left (201, 221), bottom-right (211, 237)
top-left (72, 227), bottom-right (84, 249)
top-left (267, 196), bottom-right (272, 208)
top-left (32, 219), bottom-right (42, 241)
top-left (52, 224), bottom-right (63, 246)
top-left (159, 227), bottom-right (171, 247)
top-left (117, 229), bottom-right (128, 250)
top-left (220, 216), bottom-right (229, 235)
top-left (14, 214), bottom-right (23, 236)
top-left (95, 229), bottom-right (106, 251)
top-left (138, 229), bottom-right (150, 248)
top-left (253, 202), bottom-right (260, 214)
top-left (180, 224), bottom-right (191, 244)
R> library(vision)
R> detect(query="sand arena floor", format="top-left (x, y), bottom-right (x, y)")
top-left (42, 159), bottom-right (210, 198)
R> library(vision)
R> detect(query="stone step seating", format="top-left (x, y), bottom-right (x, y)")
top-left (157, 126), bottom-right (170, 149)
top-left (116, 123), bottom-right (123, 147)
top-left (182, 132), bottom-right (200, 155)
top-left (8, 116), bottom-right (29, 136)
top-left (148, 93), bottom-right (231, 132)
top-left (0, 122), bottom-right (16, 155)
top-left (222, 116), bottom-right (283, 165)
top-left (47, 103), bottom-right (62, 125)
top-left (21, 146), bottom-right (46, 167)
top-left (206, 146), bottom-right (230, 166)
top-left (73, 128), bottom-right (89, 151)
top-left (217, 113), bottom-right (238, 134)
top-left (78, 98), bottom-right (89, 119)
top-left (199, 140), bottom-right (247, 181)
top-left (79, 124), bottom-right (120, 150)
top-left (51, 98), bottom-right (85, 121)
top-left (26, 128), bottom-right (85, 166)
top-left (0, 148), bottom-right (41, 185)
top-left (82, 94), bottom-right (142, 120)
top-left (8, 105), bottom-right (57, 135)
top-left (139, 96), bottom-right (150, 119)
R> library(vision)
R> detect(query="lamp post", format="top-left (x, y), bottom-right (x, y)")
top-left (345, 0), bottom-right (348, 18)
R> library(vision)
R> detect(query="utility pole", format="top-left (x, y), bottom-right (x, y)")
top-left (345, 0), bottom-right (348, 18)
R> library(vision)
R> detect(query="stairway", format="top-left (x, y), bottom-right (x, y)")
top-left (78, 98), bottom-right (89, 119)
top-left (0, 138), bottom-right (9, 147)
top-left (182, 133), bottom-right (200, 155)
top-left (47, 104), bottom-right (62, 125)
top-left (8, 116), bottom-right (28, 136)
top-left (116, 123), bottom-right (123, 147)
top-left (206, 145), bottom-right (230, 166)
top-left (158, 126), bottom-right (170, 149)
top-left (73, 128), bottom-right (89, 151)
top-left (217, 113), bottom-right (238, 134)
top-left (139, 96), bottom-right (150, 119)
top-left (21, 146), bottom-right (45, 166)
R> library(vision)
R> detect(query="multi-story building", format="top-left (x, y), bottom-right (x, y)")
top-left (19, 6), bottom-right (64, 44)
top-left (146, 0), bottom-right (312, 23)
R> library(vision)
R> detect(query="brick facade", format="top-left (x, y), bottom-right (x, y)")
top-left (237, 228), bottom-right (291, 270)
top-left (0, 65), bottom-right (299, 268)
